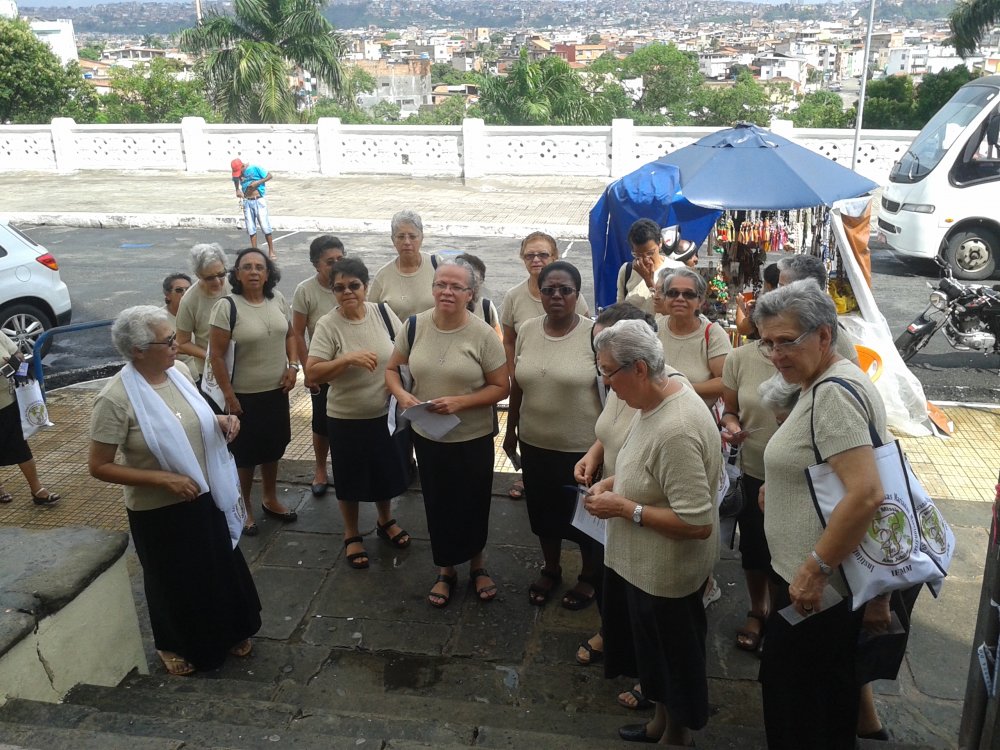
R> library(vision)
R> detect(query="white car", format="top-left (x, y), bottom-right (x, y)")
top-left (0, 221), bottom-right (72, 356)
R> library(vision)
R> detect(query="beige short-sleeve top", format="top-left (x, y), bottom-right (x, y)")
top-left (368, 252), bottom-right (437, 320)
top-left (209, 292), bottom-right (290, 394)
top-left (292, 276), bottom-right (337, 339)
top-left (175, 280), bottom-right (231, 377)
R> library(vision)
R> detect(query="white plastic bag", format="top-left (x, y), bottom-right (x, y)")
top-left (16, 380), bottom-right (53, 438)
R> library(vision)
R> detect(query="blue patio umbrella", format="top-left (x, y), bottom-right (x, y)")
top-left (589, 161), bottom-right (720, 309)
top-left (655, 122), bottom-right (879, 211)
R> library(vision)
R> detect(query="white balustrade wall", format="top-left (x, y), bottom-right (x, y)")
top-left (0, 116), bottom-right (918, 186)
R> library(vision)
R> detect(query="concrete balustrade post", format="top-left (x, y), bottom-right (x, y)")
top-left (50, 118), bottom-right (77, 173)
top-left (610, 119), bottom-right (635, 179)
top-left (317, 117), bottom-right (342, 176)
top-left (462, 118), bottom-right (486, 180)
top-left (180, 117), bottom-right (208, 172)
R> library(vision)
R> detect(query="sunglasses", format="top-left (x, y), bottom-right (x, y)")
top-left (662, 289), bottom-right (700, 300)
top-left (332, 281), bottom-right (364, 293)
top-left (523, 252), bottom-right (551, 261)
top-left (539, 285), bottom-right (578, 297)
top-left (202, 272), bottom-right (227, 281)
top-left (147, 333), bottom-right (178, 348)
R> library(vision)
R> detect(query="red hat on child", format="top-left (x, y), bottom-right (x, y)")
top-left (230, 158), bottom-right (243, 177)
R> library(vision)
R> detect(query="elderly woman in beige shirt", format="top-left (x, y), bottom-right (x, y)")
top-left (176, 243), bottom-right (231, 384)
top-left (369, 210), bottom-right (438, 321)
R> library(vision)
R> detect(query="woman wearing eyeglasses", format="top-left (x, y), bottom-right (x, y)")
top-left (505, 261), bottom-right (603, 609)
top-left (385, 260), bottom-right (508, 608)
top-left (291, 235), bottom-right (346, 497)
top-left (176, 244), bottom-right (231, 385)
top-left (89, 305), bottom-right (260, 677)
top-left (208, 248), bottom-right (298, 537)
top-left (615, 219), bottom-right (668, 315)
top-left (369, 210), bottom-right (438, 321)
top-left (499, 232), bottom-right (588, 499)
top-left (306, 258), bottom-right (411, 571)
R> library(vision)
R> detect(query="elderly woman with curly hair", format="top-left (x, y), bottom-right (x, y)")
top-left (89, 305), bottom-right (260, 676)
top-left (585, 319), bottom-right (720, 746)
top-left (208, 248), bottom-right (298, 536)
top-left (176, 243), bottom-right (231, 386)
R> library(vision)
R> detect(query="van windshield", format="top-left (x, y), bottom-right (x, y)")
top-left (890, 84), bottom-right (999, 183)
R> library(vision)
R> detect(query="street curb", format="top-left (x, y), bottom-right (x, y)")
top-left (3, 212), bottom-right (590, 240)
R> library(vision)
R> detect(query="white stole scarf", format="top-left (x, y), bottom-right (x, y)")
top-left (120, 363), bottom-right (245, 547)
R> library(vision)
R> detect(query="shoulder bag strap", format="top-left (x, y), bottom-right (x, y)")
top-left (483, 297), bottom-right (491, 323)
top-left (377, 302), bottom-right (396, 342)
top-left (226, 296), bottom-right (237, 333)
top-left (430, 254), bottom-right (439, 270)
top-left (809, 376), bottom-right (883, 464)
top-left (622, 261), bottom-right (633, 295)
top-left (407, 314), bottom-right (416, 350)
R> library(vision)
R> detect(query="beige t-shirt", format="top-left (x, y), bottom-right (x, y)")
top-left (471, 298), bottom-right (501, 330)
top-left (762, 359), bottom-right (889, 595)
top-left (615, 262), bottom-right (656, 314)
top-left (0, 332), bottom-right (18, 411)
top-left (721, 342), bottom-right (779, 480)
top-left (308, 302), bottom-right (400, 420)
top-left (175, 280), bottom-right (231, 378)
top-left (499, 278), bottom-right (590, 334)
top-left (90, 363), bottom-right (210, 512)
top-left (369, 252), bottom-right (437, 320)
top-left (163, 308), bottom-right (196, 371)
top-left (395, 310), bottom-right (507, 443)
top-left (657, 315), bottom-right (733, 404)
top-left (209, 292), bottom-right (290, 394)
top-left (514, 315), bottom-right (600, 453)
top-left (292, 276), bottom-right (337, 339)
top-left (605, 385), bottom-right (721, 598)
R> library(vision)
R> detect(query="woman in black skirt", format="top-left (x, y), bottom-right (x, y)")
top-left (89, 305), bottom-right (261, 676)
top-left (0, 332), bottom-right (60, 506)
top-left (385, 260), bottom-right (509, 608)
top-left (208, 248), bottom-right (298, 535)
top-left (305, 257), bottom-right (411, 570)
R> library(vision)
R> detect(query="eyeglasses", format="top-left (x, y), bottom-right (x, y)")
top-left (201, 272), bottom-right (227, 281)
top-left (432, 282), bottom-right (471, 293)
top-left (632, 251), bottom-right (660, 260)
top-left (523, 252), bottom-right (551, 261)
top-left (238, 263), bottom-right (267, 272)
top-left (758, 329), bottom-right (816, 357)
top-left (539, 285), bottom-right (578, 297)
top-left (147, 333), bottom-right (177, 348)
top-left (171, 286), bottom-right (190, 294)
top-left (332, 281), bottom-right (364, 294)
top-left (597, 363), bottom-right (626, 379)
top-left (394, 233), bottom-right (421, 242)
top-left (663, 289), bottom-right (700, 300)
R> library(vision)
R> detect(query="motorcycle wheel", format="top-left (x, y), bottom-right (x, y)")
top-left (895, 329), bottom-right (932, 362)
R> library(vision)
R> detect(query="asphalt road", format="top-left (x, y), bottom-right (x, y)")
top-left (23, 225), bottom-right (1000, 402)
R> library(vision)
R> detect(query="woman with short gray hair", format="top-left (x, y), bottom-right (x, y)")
top-left (89, 305), bottom-right (260, 678)
top-left (177, 243), bottom-right (231, 383)
top-left (585, 319), bottom-right (720, 746)
top-left (752, 279), bottom-right (890, 749)
top-left (369, 210), bottom-right (438, 320)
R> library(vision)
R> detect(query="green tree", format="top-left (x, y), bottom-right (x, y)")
top-left (792, 90), bottom-right (852, 128)
top-left (950, 0), bottom-right (1000, 57)
top-left (181, 0), bottom-right (346, 123)
top-left (0, 18), bottom-right (99, 123)
top-left (78, 43), bottom-right (104, 61)
top-left (336, 64), bottom-right (376, 110)
top-left (431, 62), bottom-right (475, 86)
top-left (407, 95), bottom-right (467, 125)
top-left (370, 100), bottom-right (401, 122)
top-left (489, 32), bottom-right (504, 46)
top-left (914, 65), bottom-right (980, 125)
top-left (599, 43), bottom-right (704, 121)
top-left (693, 72), bottom-right (771, 126)
top-left (99, 58), bottom-right (215, 123)
top-left (306, 98), bottom-right (372, 123)
top-left (862, 75), bottom-right (917, 128)
top-left (585, 33), bottom-right (602, 45)
top-left (141, 34), bottom-right (164, 49)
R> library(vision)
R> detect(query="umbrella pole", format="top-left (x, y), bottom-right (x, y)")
top-left (851, 0), bottom-right (877, 173)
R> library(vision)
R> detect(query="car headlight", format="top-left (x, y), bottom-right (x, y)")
top-left (929, 290), bottom-right (949, 310)
top-left (901, 203), bottom-right (935, 214)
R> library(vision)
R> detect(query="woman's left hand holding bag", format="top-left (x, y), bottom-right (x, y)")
top-left (160, 471), bottom-right (201, 502)
top-left (216, 414), bottom-right (240, 443)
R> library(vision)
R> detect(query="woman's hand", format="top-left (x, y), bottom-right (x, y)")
top-left (720, 417), bottom-right (748, 444)
top-left (224, 392), bottom-right (243, 416)
top-left (862, 595), bottom-right (892, 635)
top-left (427, 396), bottom-right (464, 415)
top-left (758, 483), bottom-right (765, 512)
top-left (584, 489), bottom-right (626, 520)
top-left (589, 476), bottom-right (614, 496)
top-left (280, 366), bottom-right (297, 392)
top-left (160, 471), bottom-right (201, 501)
top-left (216, 414), bottom-right (240, 443)
top-left (349, 350), bottom-right (379, 372)
top-left (633, 254), bottom-right (656, 286)
top-left (574, 454), bottom-right (600, 487)
top-left (396, 392), bottom-right (421, 410)
top-left (502, 423), bottom-right (518, 456)
top-left (788, 559), bottom-right (827, 616)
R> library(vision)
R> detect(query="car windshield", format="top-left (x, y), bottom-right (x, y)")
top-left (890, 84), bottom-right (1000, 183)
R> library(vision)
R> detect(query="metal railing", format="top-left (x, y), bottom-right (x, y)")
top-left (31, 319), bottom-right (114, 397)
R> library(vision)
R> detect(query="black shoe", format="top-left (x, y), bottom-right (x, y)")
top-left (618, 724), bottom-right (661, 743)
top-left (261, 503), bottom-right (297, 522)
top-left (311, 483), bottom-right (328, 497)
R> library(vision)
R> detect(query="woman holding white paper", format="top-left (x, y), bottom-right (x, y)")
top-left (385, 260), bottom-right (508, 608)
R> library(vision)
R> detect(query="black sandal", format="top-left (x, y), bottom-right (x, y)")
top-left (575, 639), bottom-right (604, 666)
top-left (528, 567), bottom-right (562, 606)
top-left (31, 489), bottom-right (60, 506)
top-left (561, 574), bottom-right (597, 611)
top-left (735, 611), bottom-right (766, 652)
top-left (470, 568), bottom-right (498, 602)
top-left (428, 572), bottom-right (457, 608)
top-left (344, 536), bottom-right (369, 569)
top-left (376, 518), bottom-right (411, 549)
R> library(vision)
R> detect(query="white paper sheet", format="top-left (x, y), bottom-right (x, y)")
top-left (570, 487), bottom-right (607, 546)
top-left (779, 585), bottom-right (844, 625)
top-left (401, 402), bottom-right (460, 440)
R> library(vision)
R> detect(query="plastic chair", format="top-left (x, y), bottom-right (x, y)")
top-left (854, 345), bottom-right (883, 382)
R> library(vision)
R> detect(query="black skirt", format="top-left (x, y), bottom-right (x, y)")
top-left (520, 441), bottom-right (590, 545)
top-left (327, 415), bottom-right (408, 502)
top-left (229, 388), bottom-right (290, 468)
top-left (310, 384), bottom-right (329, 436)
top-left (603, 567), bottom-right (710, 730)
top-left (128, 493), bottom-right (262, 671)
top-left (412, 432), bottom-right (493, 567)
top-left (0, 401), bottom-right (32, 467)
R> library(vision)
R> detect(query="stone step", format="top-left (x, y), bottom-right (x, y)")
top-left (0, 720), bottom-right (204, 750)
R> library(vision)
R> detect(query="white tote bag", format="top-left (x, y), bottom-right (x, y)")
top-left (804, 377), bottom-right (954, 610)
top-left (200, 297), bottom-right (236, 412)
top-left (16, 380), bottom-right (54, 438)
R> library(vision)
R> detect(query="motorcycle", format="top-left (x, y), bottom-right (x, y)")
top-left (894, 256), bottom-right (1000, 362)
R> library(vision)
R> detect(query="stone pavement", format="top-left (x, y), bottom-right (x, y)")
top-left (0, 379), bottom-right (997, 748)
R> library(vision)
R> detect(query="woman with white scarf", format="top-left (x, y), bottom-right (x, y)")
top-left (88, 306), bottom-right (261, 677)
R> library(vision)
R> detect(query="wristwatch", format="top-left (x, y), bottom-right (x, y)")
top-left (632, 504), bottom-right (644, 526)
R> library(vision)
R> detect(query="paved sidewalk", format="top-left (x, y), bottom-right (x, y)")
top-left (1, 172), bottom-right (608, 238)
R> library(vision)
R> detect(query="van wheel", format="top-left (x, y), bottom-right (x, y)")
top-left (0, 303), bottom-right (54, 357)
top-left (944, 229), bottom-right (997, 280)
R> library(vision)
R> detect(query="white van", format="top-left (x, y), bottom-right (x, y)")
top-left (878, 74), bottom-right (1000, 280)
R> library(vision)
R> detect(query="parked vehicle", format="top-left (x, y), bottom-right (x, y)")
top-left (0, 221), bottom-right (72, 356)
top-left (879, 74), bottom-right (1000, 280)
top-left (895, 256), bottom-right (1000, 361)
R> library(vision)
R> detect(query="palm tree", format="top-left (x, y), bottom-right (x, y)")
top-left (181, 0), bottom-right (345, 123)
top-left (950, 0), bottom-right (999, 57)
